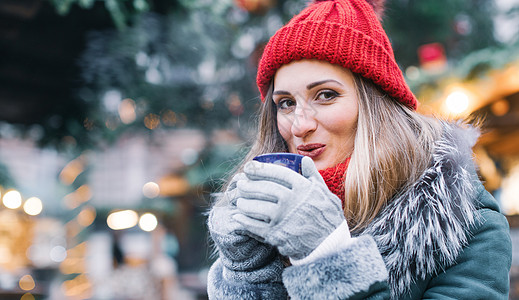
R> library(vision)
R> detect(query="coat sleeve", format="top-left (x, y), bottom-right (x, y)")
top-left (421, 206), bottom-right (512, 299)
top-left (282, 235), bottom-right (391, 299)
top-left (207, 258), bottom-right (288, 299)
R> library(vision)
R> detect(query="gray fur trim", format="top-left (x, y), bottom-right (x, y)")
top-left (208, 259), bottom-right (288, 299)
top-left (282, 236), bottom-right (388, 299)
top-left (358, 122), bottom-right (482, 298)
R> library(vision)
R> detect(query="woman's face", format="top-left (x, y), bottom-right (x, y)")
top-left (273, 59), bottom-right (359, 170)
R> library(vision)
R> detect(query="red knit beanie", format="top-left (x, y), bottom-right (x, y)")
top-left (256, 0), bottom-right (418, 110)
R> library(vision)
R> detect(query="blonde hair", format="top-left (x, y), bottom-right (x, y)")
top-left (232, 84), bottom-right (288, 169)
top-left (224, 75), bottom-right (442, 232)
top-left (346, 76), bottom-right (442, 231)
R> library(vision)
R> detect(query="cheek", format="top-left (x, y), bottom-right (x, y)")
top-left (325, 111), bottom-right (358, 140)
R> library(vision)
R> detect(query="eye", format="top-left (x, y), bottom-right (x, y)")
top-left (316, 90), bottom-right (339, 102)
top-left (276, 98), bottom-right (296, 111)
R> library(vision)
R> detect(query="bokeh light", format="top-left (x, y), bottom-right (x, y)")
top-left (107, 210), bottom-right (138, 230)
top-left (50, 246), bottom-right (67, 263)
top-left (405, 65), bottom-right (420, 80)
top-left (102, 89), bottom-right (121, 113)
top-left (23, 197), bottom-right (43, 216)
top-left (139, 213), bottom-right (158, 232)
top-left (77, 206), bottom-right (96, 227)
top-left (491, 99), bottom-right (510, 116)
top-left (21, 293), bottom-right (35, 300)
top-left (144, 113), bottom-right (160, 130)
top-left (59, 158), bottom-right (84, 185)
top-left (445, 91), bottom-right (470, 114)
top-left (64, 185), bottom-right (92, 210)
top-left (61, 274), bottom-right (92, 298)
top-left (161, 109), bottom-right (177, 126)
top-left (142, 181), bottom-right (160, 198)
top-left (3, 190), bottom-right (22, 209)
top-left (19, 274), bottom-right (35, 291)
top-left (119, 98), bottom-right (137, 124)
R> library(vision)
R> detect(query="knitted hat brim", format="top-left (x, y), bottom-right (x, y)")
top-left (256, 20), bottom-right (417, 110)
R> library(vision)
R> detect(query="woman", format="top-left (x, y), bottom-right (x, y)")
top-left (207, 0), bottom-right (512, 299)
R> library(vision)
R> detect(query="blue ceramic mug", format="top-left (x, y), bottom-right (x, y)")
top-left (253, 153), bottom-right (304, 174)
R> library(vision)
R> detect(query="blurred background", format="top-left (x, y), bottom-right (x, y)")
top-left (0, 0), bottom-right (518, 299)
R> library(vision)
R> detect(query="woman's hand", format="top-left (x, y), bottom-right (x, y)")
top-left (233, 156), bottom-right (346, 260)
top-left (208, 204), bottom-right (277, 273)
top-left (221, 173), bottom-right (246, 206)
top-left (208, 172), bottom-right (278, 273)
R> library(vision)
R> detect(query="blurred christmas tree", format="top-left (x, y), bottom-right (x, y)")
top-left (383, 0), bottom-right (501, 69)
top-left (8, 0), bottom-right (516, 149)
top-left (72, 0), bottom-right (308, 144)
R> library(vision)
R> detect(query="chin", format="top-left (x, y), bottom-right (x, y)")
top-left (314, 161), bottom-right (332, 171)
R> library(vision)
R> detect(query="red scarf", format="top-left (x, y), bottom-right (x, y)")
top-left (318, 157), bottom-right (350, 207)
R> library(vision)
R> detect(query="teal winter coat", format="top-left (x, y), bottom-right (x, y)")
top-left (207, 123), bottom-right (512, 299)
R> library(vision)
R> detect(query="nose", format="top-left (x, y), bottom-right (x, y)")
top-left (291, 103), bottom-right (317, 138)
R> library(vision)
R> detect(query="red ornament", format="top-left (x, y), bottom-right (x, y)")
top-left (418, 43), bottom-right (447, 73)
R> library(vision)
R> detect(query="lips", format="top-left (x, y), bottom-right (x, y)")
top-left (296, 143), bottom-right (326, 158)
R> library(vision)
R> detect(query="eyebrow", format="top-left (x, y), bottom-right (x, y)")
top-left (307, 79), bottom-right (342, 90)
top-left (273, 90), bottom-right (291, 96)
top-left (273, 79), bottom-right (343, 95)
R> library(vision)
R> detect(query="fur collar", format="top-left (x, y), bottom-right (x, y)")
top-left (357, 122), bottom-right (482, 298)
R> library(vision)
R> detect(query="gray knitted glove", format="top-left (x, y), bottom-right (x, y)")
top-left (221, 173), bottom-right (246, 206)
top-left (208, 204), bottom-right (278, 274)
top-left (233, 156), bottom-right (345, 260)
top-left (208, 172), bottom-right (283, 283)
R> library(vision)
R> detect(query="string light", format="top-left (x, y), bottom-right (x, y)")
top-left (24, 197), bottom-right (43, 216)
top-left (107, 210), bottom-right (138, 230)
top-left (445, 90), bottom-right (470, 114)
top-left (3, 190), bottom-right (22, 209)
top-left (139, 213), bottom-right (158, 232)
